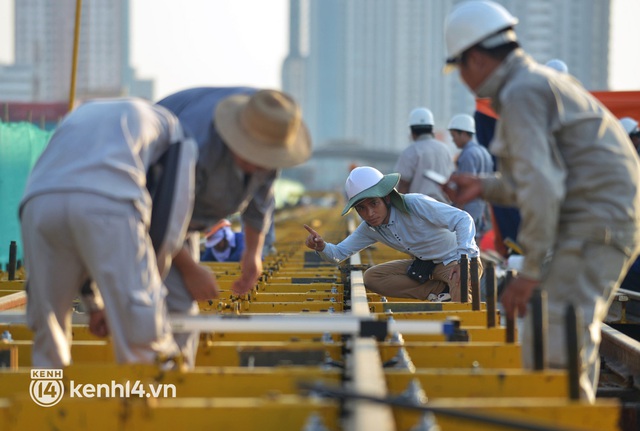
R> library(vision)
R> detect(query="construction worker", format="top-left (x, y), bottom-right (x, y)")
top-left (443, 0), bottom-right (640, 402)
top-left (304, 166), bottom-right (480, 302)
top-left (20, 99), bottom-right (198, 368)
top-left (157, 88), bottom-right (311, 367)
top-left (394, 107), bottom-right (455, 203)
top-left (620, 117), bottom-right (640, 151)
top-left (447, 114), bottom-right (494, 242)
top-left (201, 222), bottom-right (245, 263)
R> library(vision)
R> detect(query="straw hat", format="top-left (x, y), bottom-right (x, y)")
top-left (342, 166), bottom-right (406, 216)
top-left (214, 90), bottom-right (312, 169)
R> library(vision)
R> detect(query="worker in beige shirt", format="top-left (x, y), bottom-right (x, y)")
top-left (443, 1), bottom-right (640, 403)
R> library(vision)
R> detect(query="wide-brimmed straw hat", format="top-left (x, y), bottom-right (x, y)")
top-left (214, 90), bottom-right (312, 169)
top-left (342, 166), bottom-right (406, 216)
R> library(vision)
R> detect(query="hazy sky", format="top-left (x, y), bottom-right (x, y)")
top-left (0, 0), bottom-right (638, 100)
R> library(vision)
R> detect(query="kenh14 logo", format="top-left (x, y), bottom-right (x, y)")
top-left (29, 369), bottom-right (65, 407)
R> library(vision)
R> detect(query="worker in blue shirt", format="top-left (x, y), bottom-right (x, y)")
top-left (304, 166), bottom-right (480, 302)
top-left (448, 114), bottom-right (494, 242)
top-left (201, 223), bottom-right (245, 262)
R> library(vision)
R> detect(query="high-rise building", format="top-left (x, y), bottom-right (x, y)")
top-left (283, 0), bottom-right (611, 155)
top-left (6, 0), bottom-right (152, 102)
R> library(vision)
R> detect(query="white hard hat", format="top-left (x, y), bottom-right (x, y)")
top-left (342, 167), bottom-right (400, 215)
top-left (409, 107), bottom-right (434, 127)
top-left (448, 114), bottom-right (476, 134)
top-left (620, 117), bottom-right (639, 135)
top-left (545, 59), bottom-right (569, 74)
top-left (444, 0), bottom-right (518, 65)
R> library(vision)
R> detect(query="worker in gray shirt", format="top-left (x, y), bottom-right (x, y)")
top-left (157, 87), bottom-right (311, 367)
top-left (304, 166), bottom-right (479, 302)
top-left (394, 107), bottom-right (455, 203)
top-left (20, 99), bottom-right (197, 368)
top-left (444, 0), bottom-right (640, 402)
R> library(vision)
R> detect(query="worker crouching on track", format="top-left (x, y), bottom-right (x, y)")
top-left (304, 166), bottom-right (481, 302)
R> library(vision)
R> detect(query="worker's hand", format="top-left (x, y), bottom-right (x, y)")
top-left (444, 173), bottom-right (483, 206)
top-left (233, 252), bottom-right (262, 295)
top-left (304, 224), bottom-right (326, 252)
top-left (88, 309), bottom-right (109, 338)
top-left (500, 275), bottom-right (539, 319)
top-left (184, 265), bottom-right (220, 301)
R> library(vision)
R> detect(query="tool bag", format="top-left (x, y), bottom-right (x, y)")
top-left (406, 258), bottom-right (437, 282)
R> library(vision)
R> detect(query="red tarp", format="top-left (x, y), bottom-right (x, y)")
top-left (476, 90), bottom-right (640, 120)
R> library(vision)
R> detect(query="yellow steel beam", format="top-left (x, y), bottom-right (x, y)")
top-left (11, 340), bottom-right (114, 367)
top-left (10, 340), bottom-right (344, 368)
top-left (0, 395), bottom-right (340, 431)
top-left (368, 301), bottom-right (486, 312)
top-left (249, 292), bottom-right (344, 302)
top-left (394, 397), bottom-right (620, 431)
top-left (379, 342), bottom-right (522, 369)
top-left (385, 369), bottom-right (568, 398)
top-left (0, 364), bottom-right (341, 398)
top-left (200, 301), bottom-right (343, 313)
top-left (379, 310), bottom-right (492, 326)
top-left (0, 281), bottom-right (25, 291)
top-left (401, 326), bottom-right (508, 342)
top-left (257, 282), bottom-right (341, 292)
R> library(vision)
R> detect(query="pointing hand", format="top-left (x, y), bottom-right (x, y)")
top-left (303, 224), bottom-right (326, 252)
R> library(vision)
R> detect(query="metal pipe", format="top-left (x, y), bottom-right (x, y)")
top-left (505, 269), bottom-right (515, 343)
top-left (485, 262), bottom-right (496, 328)
top-left (459, 254), bottom-right (469, 303)
top-left (565, 303), bottom-right (581, 400)
top-left (531, 288), bottom-right (547, 371)
top-left (8, 241), bottom-right (17, 281)
top-left (0, 311), bottom-right (451, 336)
top-left (68, 0), bottom-right (83, 112)
top-left (169, 314), bottom-right (450, 335)
top-left (470, 256), bottom-right (480, 310)
top-left (506, 316), bottom-right (516, 343)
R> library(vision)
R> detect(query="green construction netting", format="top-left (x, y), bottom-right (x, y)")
top-left (0, 121), bottom-right (306, 269)
top-left (0, 121), bottom-right (52, 268)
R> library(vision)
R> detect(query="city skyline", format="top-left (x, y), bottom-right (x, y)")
top-left (0, 0), bottom-right (639, 101)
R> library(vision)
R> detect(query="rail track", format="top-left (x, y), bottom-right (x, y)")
top-left (0, 201), bottom-right (639, 430)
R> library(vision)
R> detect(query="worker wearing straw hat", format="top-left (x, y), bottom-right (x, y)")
top-left (158, 87), bottom-right (311, 367)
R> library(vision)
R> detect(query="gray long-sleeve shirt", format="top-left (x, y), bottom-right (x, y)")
top-left (318, 193), bottom-right (478, 265)
top-left (477, 49), bottom-right (640, 279)
top-left (20, 98), bottom-right (197, 272)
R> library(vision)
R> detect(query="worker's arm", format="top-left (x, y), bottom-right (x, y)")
top-left (233, 224), bottom-right (264, 295)
top-left (173, 246), bottom-right (220, 300)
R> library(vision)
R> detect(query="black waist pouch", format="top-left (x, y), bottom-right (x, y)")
top-left (406, 259), bottom-right (437, 282)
